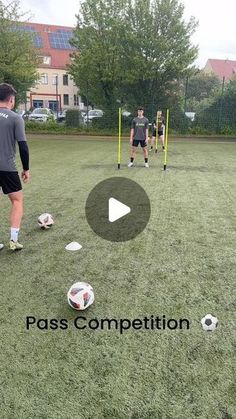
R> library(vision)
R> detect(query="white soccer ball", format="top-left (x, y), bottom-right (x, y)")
top-left (201, 314), bottom-right (218, 331)
top-left (67, 282), bottom-right (94, 310)
top-left (38, 213), bottom-right (54, 229)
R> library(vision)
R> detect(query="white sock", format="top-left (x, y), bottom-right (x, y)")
top-left (10, 228), bottom-right (19, 243)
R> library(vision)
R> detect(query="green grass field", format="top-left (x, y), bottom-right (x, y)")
top-left (0, 136), bottom-right (236, 419)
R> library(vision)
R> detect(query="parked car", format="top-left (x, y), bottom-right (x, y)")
top-left (16, 109), bottom-right (25, 117)
top-left (15, 109), bottom-right (32, 121)
top-left (28, 108), bottom-right (56, 122)
top-left (122, 110), bottom-right (131, 117)
top-left (83, 109), bottom-right (103, 123)
top-left (56, 110), bottom-right (67, 123)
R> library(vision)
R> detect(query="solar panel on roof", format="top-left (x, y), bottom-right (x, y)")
top-left (21, 25), bottom-right (36, 32)
top-left (34, 35), bottom-right (43, 48)
top-left (48, 30), bottom-right (75, 50)
top-left (19, 26), bottom-right (43, 48)
top-left (57, 29), bottom-right (72, 33)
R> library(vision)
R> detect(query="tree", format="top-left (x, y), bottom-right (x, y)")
top-left (0, 0), bottom-right (39, 105)
top-left (193, 77), bottom-right (236, 134)
top-left (184, 70), bottom-right (221, 112)
top-left (70, 0), bottom-right (198, 114)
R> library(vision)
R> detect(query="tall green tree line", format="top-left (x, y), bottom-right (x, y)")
top-left (70, 0), bottom-right (198, 113)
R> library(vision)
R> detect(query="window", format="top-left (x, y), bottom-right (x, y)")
top-left (43, 56), bottom-right (51, 65)
top-left (63, 74), bottom-right (69, 86)
top-left (74, 94), bottom-right (79, 106)
top-left (33, 100), bottom-right (43, 108)
top-left (64, 94), bottom-right (69, 106)
top-left (52, 74), bottom-right (58, 85)
top-left (40, 73), bottom-right (48, 84)
top-left (49, 101), bottom-right (58, 112)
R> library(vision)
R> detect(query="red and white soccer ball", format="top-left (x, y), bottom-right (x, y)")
top-left (67, 282), bottom-right (94, 310)
top-left (38, 213), bottom-right (54, 229)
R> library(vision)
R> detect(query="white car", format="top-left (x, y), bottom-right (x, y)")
top-left (122, 110), bottom-right (131, 117)
top-left (28, 108), bottom-right (56, 122)
top-left (83, 109), bottom-right (103, 123)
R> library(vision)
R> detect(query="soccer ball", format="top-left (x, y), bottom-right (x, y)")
top-left (201, 314), bottom-right (218, 331)
top-left (38, 213), bottom-right (54, 229)
top-left (67, 282), bottom-right (94, 310)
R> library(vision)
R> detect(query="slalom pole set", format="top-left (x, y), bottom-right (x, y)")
top-left (117, 107), bottom-right (169, 171)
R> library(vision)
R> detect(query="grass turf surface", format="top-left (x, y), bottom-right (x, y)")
top-left (0, 136), bottom-right (236, 419)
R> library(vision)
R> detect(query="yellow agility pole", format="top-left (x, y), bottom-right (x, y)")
top-left (163, 109), bottom-right (169, 171)
top-left (118, 107), bottom-right (122, 169)
top-left (155, 111), bottom-right (159, 153)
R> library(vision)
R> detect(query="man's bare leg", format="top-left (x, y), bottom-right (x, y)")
top-left (8, 190), bottom-right (24, 250)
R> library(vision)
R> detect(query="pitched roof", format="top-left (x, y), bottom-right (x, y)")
top-left (21, 22), bottom-right (76, 70)
top-left (205, 59), bottom-right (236, 80)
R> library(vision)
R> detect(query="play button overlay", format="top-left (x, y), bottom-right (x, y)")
top-left (85, 177), bottom-right (150, 242)
top-left (108, 198), bottom-right (131, 223)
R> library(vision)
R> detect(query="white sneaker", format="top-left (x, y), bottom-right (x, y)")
top-left (0, 244), bottom-right (4, 250)
top-left (128, 162), bottom-right (134, 167)
top-left (144, 162), bottom-right (149, 168)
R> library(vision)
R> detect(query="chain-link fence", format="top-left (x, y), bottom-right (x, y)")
top-left (64, 102), bottom-right (236, 136)
top-left (23, 73), bottom-right (236, 137)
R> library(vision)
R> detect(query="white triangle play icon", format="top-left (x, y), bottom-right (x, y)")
top-left (108, 197), bottom-right (131, 223)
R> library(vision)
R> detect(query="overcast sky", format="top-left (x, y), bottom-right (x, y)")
top-left (9, 0), bottom-right (236, 68)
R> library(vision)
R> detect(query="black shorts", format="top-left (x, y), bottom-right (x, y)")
top-left (132, 139), bottom-right (147, 148)
top-left (0, 171), bottom-right (22, 195)
top-left (152, 130), bottom-right (163, 137)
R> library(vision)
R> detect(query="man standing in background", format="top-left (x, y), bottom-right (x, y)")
top-left (128, 107), bottom-right (149, 168)
top-left (150, 110), bottom-right (165, 152)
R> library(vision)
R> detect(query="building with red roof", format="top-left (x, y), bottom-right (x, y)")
top-left (204, 59), bottom-right (236, 81)
top-left (20, 22), bottom-right (81, 111)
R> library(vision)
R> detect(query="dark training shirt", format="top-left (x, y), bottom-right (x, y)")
top-left (131, 117), bottom-right (149, 141)
top-left (0, 108), bottom-right (27, 171)
top-left (152, 116), bottom-right (165, 131)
